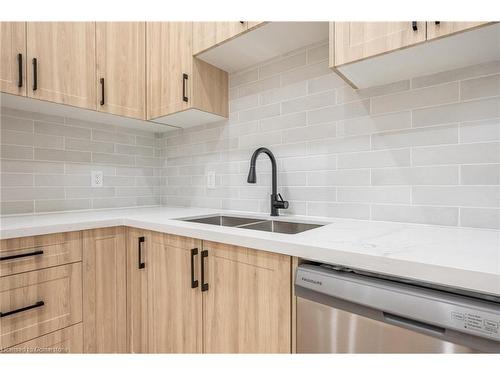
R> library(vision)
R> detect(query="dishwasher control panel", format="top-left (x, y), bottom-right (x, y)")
top-left (450, 310), bottom-right (500, 339)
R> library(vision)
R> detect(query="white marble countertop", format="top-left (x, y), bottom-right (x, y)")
top-left (1, 206), bottom-right (499, 297)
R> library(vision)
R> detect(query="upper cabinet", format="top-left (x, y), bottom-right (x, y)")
top-left (426, 21), bottom-right (489, 40)
top-left (96, 22), bottom-right (146, 119)
top-left (331, 22), bottom-right (499, 89)
top-left (146, 22), bottom-right (228, 128)
top-left (0, 22), bottom-right (26, 96)
top-left (193, 22), bottom-right (248, 55)
top-left (334, 22), bottom-right (426, 66)
top-left (26, 22), bottom-right (96, 109)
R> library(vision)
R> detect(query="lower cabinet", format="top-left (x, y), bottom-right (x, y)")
top-left (127, 230), bottom-right (292, 353)
top-left (82, 227), bottom-right (127, 353)
top-left (202, 241), bottom-right (292, 353)
top-left (3, 324), bottom-right (83, 354)
top-left (128, 228), bottom-right (202, 353)
top-left (1, 227), bottom-right (293, 354)
top-left (0, 262), bottom-right (82, 350)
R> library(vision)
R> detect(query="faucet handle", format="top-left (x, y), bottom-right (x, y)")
top-left (277, 193), bottom-right (289, 209)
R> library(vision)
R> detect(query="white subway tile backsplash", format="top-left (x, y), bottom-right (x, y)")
top-left (336, 80), bottom-right (410, 104)
top-left (371, 125), bottom-right (458, 150)
top-left (307, 135), bottom-right (370, 155)
top-left (459, 119), bottom-right (500, 142)
top-left (307, 170), bottom-right (370, 186)
top-left (308, 99), bottom-right (370, 124)
top-left (372, 205), bottom-right (459, 226)
top-left (338, 149), bottom-right (410, 169)
top-left (307, 202), bottom-right (370, 220)
top-left (413, 186), bottom-right (500, 208)
top-left (35, 148), bottom-right (91, 163)
top-left (460, 208), bottom-right (500, 230)
top-left (460, 73), bottom-right (500, 100)
top-left (1, 116), bottom-right (34, 133)
top-left (412, 142), bottom-right (500, 165)
top-left (371, 82), bottom-right (459, 114)
top-left (338, 186), bottom-right (411, 204)
top-left (282, 90), bottom-right (335, 114)
top-left (35, 121), bottom-right (91, 139)
top-left (283, 122), bottom-right (336, 143)
top-left (412, 96), bottom-right (500, 128)
top-left (461, 164), bottom-right (500, 185)
top-left (337, 111), bottom-right (411, 137)
top-left (371, 166), bottom-right (459, 186)
top-left (1, 107), bottom-right (163, 215)
top-left (281, 60), bottom-right (331, 87)
top-left (2, 48), bottom-right (500, 229)
top-left (1, 145), bottom-right (33, 159)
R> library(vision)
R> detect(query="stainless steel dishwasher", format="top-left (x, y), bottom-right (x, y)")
top-left (295, 264), bottom-right (500, 353)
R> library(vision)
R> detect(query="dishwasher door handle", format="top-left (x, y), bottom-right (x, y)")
top-left (383, 312), bottom-right (445, 337)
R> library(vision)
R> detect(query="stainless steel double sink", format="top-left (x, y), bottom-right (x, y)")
top-left (179, 215), bottom-right (323, 234)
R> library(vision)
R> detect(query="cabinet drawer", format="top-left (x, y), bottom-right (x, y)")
top-left (2, 323), bottom-right (83, 354)
top-left (0, 231), bottom-right (82, 276)
top-left (0, 263), bottom-right (82, 349)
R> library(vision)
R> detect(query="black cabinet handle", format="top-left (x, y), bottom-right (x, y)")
top-left (138, 236), bottom-right (145, 269)
top-left (0, 300), bottom-right (44, 318)
top-left (17, 53), bottom-right (23, 88)
top-left (182, 73), bottom-right (188, 102)
top-left (100, 78), bottom-right (105, 105)
top-left (239, 21), bottom-right (245, 24)
top-left (412, 21), bottom-right (418, 31)
top-left (190, 248), bottom-right (199, 289)
top-left (0, 249), bottom-right (43, 262)
top-left (435, 21), bottom-right (441, 25)
top-left (32, 58), bottom-right (37, 91)
top-left (201, 250), bottom-right (208, 292)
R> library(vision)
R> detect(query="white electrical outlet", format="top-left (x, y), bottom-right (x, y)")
top-left (207, 171), bottom-right (216, 189)
top-left (91, 170), bottom-right (103, 187)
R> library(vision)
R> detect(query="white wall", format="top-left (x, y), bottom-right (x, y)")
top-left (160, 42), bottom-right (500, 229)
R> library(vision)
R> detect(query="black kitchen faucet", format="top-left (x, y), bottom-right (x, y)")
top-left (247, 147), bottom-right (289, 216)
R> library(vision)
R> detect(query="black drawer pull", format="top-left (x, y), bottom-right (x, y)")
top-left (17, 53), bottom-right (23, 88)
top-left (190, 248), bottom-right (199, 289)
top-left (182, 73), bottom-right (188, 102)
top-left (100, 78), bottom-right (105, 105)
top-left (32, 58), bottom-right (37, 91)
top-left (138, 236), bottom-right (145, 269)
top-left (201, 250), bottom-right (208, 292)
top-left (0, 300), bottom-right (44, 318)
top-left (0, 249), bottom-right (43, 262)
top-left (412, 21), bottom-right (418, 31)
top-left (435, 21), bottom-right (441, 25)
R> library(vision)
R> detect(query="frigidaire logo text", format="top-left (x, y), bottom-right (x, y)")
top-left (301, 277), bottom-right (322, 286)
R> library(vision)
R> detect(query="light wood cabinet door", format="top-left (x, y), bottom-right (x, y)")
top-left (0, 263), bottom-right (82, 349)
top-left (193, 22), bottom-right (248, 55)
top-left (26, 22), bottom-right (96, 109)
top-left (202, 241), bottom-right (292, 353)
top-left (0, 22), bottom-right (26, 96)
top-left (334, 22), bottom-right (426, 66)
top-left (82, 227), bottom-right (127, 353)
top-left (96, 22), bottom-right (146, 119)
top-left (3, 323), bottom-right (83, 354)
top-left (426, 21), bottom-right (490, 40)
top-left (146, 22), bottom-right (192, 119)
top-left (128, 229), bottom-right (202, 353)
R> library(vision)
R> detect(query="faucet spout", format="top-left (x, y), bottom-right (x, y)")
top-left (247, 147), bottom-right (288, 216)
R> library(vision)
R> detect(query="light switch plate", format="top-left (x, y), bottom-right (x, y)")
top-left (91, 170), bottom-right (104, 187)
